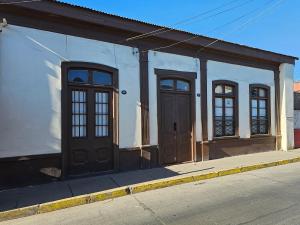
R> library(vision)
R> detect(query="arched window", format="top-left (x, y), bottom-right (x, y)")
top-left (213, 80), bottom-right (238, 137)
top-left (250, 85), bottom-right (270, 135)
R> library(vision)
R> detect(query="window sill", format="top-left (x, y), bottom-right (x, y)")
top-left (250, 134), bottom-right (273, 138)
top-left (213, 136), bottom-right (240, 141)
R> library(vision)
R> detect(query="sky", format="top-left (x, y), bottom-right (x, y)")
top-left (60, 0), bottom-right (300, 80)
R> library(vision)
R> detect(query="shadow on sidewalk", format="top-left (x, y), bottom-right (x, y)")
top-left (0, 164), bottom-right (214, 212)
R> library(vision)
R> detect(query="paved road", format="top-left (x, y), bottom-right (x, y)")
top-left (3, 163), bottom-right (300, 225)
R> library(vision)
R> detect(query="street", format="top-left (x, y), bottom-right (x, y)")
top-left (3, 162), bottom-right (300, 225)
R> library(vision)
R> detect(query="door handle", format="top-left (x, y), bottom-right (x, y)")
top-left (174, 122), bottom-right (177, 131)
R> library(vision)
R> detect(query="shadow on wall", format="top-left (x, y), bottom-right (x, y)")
top-left (0, 29), bottom-right (66, 189)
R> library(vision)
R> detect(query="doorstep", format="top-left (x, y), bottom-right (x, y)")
top-left (1, 149), bottom-right (300, 221)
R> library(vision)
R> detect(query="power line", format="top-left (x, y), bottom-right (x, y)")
top-left (0, 0), bottom-right (41, 4)
top-left (143, 0), bottom-right (283, 53)
top-left (195, 0), bottom-right (285, 55)
top-left (125, 0), bottom-right (252, 42)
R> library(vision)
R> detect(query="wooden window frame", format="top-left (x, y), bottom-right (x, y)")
top-left (249, 84), bottom-right (271, 137)
top-left (212, 80), bottom-right (239, 139)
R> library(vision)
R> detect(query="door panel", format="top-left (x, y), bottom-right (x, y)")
top-left (68, 87), bottom-right (113, 175)
top-left (176, 94), bottom-right (192, 162)
top-left (160, 93), bottom-right (177, 164)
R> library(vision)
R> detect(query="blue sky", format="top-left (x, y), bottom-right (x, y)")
top-left (61, 0), bottom-right (300, 80)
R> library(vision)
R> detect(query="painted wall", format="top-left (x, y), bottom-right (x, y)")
top-left (148, 51), bottom-right (201, 146)
top-left (280, 63), bottom-right (295, 150)
top-left (0, 25), bottom-right (141, 158)
top-left (207, 60), bottom-right (276, 141)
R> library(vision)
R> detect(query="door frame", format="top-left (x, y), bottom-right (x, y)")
top-left (61, 61), bottom-right (119, 178)
top-left (155, 69), bottom-right (197, 165)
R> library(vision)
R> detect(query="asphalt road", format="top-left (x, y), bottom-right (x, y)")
top-left (3, 162), bottom-right (300, 225)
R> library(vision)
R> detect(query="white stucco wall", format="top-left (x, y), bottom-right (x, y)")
top-left (148, 51), bottom-right (201, 145)
top-left (0, 25), bottom-right (141, 158)
top-left (280, 63), bottom-right (295, 150)
top-left (207, 60), bottom-right (276, 140)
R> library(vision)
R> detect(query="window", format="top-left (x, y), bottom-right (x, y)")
top-left (250, 85), bottom-right (270, 135)
top-left (68, 69), bottom-right (113, 86)
top-left (72, 90), bottom-right (87, 137)
top-left (213, 81), bottom-right (238, 137)
top-left (160, 79), bottom-right (190, 92)
top-left (95, 92), bottom-right (109, 137)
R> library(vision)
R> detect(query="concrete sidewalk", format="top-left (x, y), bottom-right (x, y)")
top-left (1, 149), bottom-right (300, 212)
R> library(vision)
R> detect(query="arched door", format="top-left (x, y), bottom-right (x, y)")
top-left (158, 75), bottom-right (195, 165)
top-left (62, 62), bottom-right (118, 176)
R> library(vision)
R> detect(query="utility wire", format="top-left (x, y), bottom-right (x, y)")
top-left (125, 0), bottom-right (252, 42)
top-left (143, 0), bottom-right (283, 53)
top-left (0, 0), bottom-right (41, 4)
top-left (195, 0), bottom-right (285, 55)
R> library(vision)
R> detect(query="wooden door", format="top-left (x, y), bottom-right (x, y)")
top-left (159, 78), bottom-right (192, 165)
top-left (68, 87), bottom-right (114, 175)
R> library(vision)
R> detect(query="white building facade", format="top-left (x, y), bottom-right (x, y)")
top-left (0, 1), bottom-right (297, 187)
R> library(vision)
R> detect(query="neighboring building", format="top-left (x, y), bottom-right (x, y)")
top-left (0, 0), bottom-right (297, 187)
top-left (294, 82), bottom-right (300, 148)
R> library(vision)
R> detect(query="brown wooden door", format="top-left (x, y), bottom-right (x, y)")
top-left (160, 91), bottom-right (192, 164)
top-left (67, 87), bottom-right (113, 175)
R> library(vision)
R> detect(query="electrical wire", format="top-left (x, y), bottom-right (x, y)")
top-left (0, 0), bottom-right (41, 4)
top-left (143, 0), bottom-right (284, 53)
top-left (125, 0), bottom-right (252, 42)
top-left (195, 0), bottom-right (285, 55)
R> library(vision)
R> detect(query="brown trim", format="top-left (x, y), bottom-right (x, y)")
top-left (155, 69), bottom-right (197, 164)
top-left (212, 80), bottom-right (239, 138)
top-left (274, 70), bottom-right (281, 150)
top-left (1, 1), bottom-right (297, 64)
top-left (61, 61), bottom-right (119, 177)
top-left (139, 50), bottom-right (150, 145)
top-left (154, 69), bottom-right (197, 79)
top-left (0, 7), bottom-right (292, 73)
top-left (207, 136), bottom-right (276, 159)
top-left (118, 145), bottom-right (159, 171)
top-left (200, 58), bottom-right (209, 161)
top-left (0, 153), bottom-right (61, 190)
top-left (249, 84), bottom-right (271, 136)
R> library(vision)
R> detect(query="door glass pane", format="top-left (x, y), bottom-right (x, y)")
top-left (259, 100), bottom-right (266, 108)
top-left (176, 80), bottom-right (190, 91)
top-left (259, 88), bottom-right (266, 97)
top-left (95, 92), bottom-right (109, 137)
top-left (93, 71), bottom-right (112, 86)
top-left (215, 85), bottom-right (223, 94)
top-left (71, 90), bottom-right (87, 138)
top-left (252, 108), bottom-right (257, 117)
top-left (215, 98), bottom-right (222, 107)
top-left (251, 88), bottom-right (258, 97)
top-left (160, 79), bottom-right (174, 90)
top-left (251, 99), bottom-right (257, 108)
top-left (225, 107), bottom-right (233, 116)
top-left (259, 109), bottom-right (266, 116)
top-left (215, 107), bottom-right (223, 116)
top-left (225, 86), bottom-right (233, 95)
top-left (68, 70), bottom-right (88, 83)
top-left (225, 98), bottom-right (233, 107)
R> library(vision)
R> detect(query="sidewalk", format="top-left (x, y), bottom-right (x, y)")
top-left (1, 149), bottom-right (300, 212)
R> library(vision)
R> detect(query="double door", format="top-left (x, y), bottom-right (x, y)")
top-left (160, 91), bottom-right (192, 164)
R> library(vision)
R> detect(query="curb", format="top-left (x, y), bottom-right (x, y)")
top-left (1, 156), bottom-right (300, 222)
